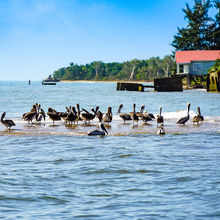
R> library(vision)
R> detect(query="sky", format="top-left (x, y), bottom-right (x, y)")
top-left (0, 0), bottom-right (198, 81)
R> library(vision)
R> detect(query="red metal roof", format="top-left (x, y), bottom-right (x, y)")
top-left (175, 50), bottom-right (220, 64)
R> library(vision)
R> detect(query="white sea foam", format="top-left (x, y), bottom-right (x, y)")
top-left (162, 110), bottom-right (197, 119)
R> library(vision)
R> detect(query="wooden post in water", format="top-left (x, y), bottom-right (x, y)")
top-left (28, 80), bottom-right (31, 85)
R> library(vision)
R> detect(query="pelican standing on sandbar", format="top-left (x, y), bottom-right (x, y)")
top-left (192, 106), bottom-right (204, 124)
top-left (156, 106), bottom-right (164, 127)
top-left (176, 103), bottom-right (191, 125)
top-left (117, 104), bottom-right (132, 123)
top-left (47, 108), bottom-right (61, 124)
top-left (130, 103), bottom-right (139, 125)
top-left (103, 106), bottom-right (112, 123)
top-left (1, 112), bottom-right (16, 130)
top-left (23, 105), bottom-right (37, 123)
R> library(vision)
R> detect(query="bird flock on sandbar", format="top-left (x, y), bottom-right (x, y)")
top-left (1, 102), bottom-right (204, 136)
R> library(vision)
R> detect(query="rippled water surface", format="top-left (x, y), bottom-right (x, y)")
top-left (0, 81), bottom-right (220, 219)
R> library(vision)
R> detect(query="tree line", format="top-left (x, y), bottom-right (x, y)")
top-left (52, 56), bottom-right (176, 81)
top-left (172, 0), bottom-right (220, 51)
top-left (51, 0), bottom-right (220, 82)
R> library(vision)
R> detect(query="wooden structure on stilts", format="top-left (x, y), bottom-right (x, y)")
top-left (207, 71), bottom-right (220, 92)
top-left (117, 75), bottom-right (182, 92)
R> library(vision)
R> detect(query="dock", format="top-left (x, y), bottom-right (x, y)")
top-left (117, 75), bottom-right (183, 92)
top-left (116, 82), bottom-right (148, 92)
top-left (154, 75), bottom-right (183, 92)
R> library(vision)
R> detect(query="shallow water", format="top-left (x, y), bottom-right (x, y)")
top-left (0, 81), bottom-right (220, 219)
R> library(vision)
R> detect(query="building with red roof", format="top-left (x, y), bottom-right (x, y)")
top-left (175, 50), bottom-right (220, 75)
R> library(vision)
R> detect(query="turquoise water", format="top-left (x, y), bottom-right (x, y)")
top-left (0, 81), bottom-right (220, 219)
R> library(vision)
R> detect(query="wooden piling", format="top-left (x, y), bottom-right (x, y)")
top-left (207, 71), bottom-right (220, 92)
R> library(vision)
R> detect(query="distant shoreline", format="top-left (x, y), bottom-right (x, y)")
top-left (60, 80), bottom-right (154, 84)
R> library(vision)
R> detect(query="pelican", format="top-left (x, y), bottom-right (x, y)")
top-left (88, 123), bottom-right (108, 136)
top-left (157, 123), bottom-right (165, 135)
top-left (23, 105), bottom-right (37, 123)
top-left (35, 103), bottom-right (41, 120)
top-left (96, 110), bottom-right (103, 122)
top-left (143, 110), bottom-right (155, 119)
top-left (140, 107), bottom-right (154, 122)
top-left (140, 106), bottom-right (155, 122)
top-left (176, 103), bottom-right (191, 125)
top-left (81, 107), bottom-right (97, 124)
top-left (36, 109), bottom-right (46, 122)
top-left (59, 107), bottom-right (69, 121)
top-left (30, 104), bottom-right (37, 112)
top-left (1, 112), bottom-right (16, 130)
top-left (135, 105), bottom-right (145, 118)
top-left (64, 106), bottom-right (77, 124)
top-left (103, 106), bottom-right (112, 123)
top-left (47, 108), bottom-right (61, 124)
top-left (156, 106), bottom-right (164, 127)
top-left (76, 104), bottom-right (82, 124)
top-left (130, 103), bottom-right (139, 124)
top-left (34, 103), bottom-right (46, 123)
top-left (192, 106), bottom-right (204, 124)
top-left (117, 104), bottom-right (132, 123)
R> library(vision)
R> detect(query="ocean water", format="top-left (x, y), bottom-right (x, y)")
top-left (0, 81), bottom-right (220, 219)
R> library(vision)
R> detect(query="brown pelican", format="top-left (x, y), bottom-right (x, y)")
top-left (30, 104), bottom-right (37, 112)
top-left (135, 105), bottom-right (145, 118)
top-left (157, 123), bottom-right (165, 135)
top-left (141, 114), bottom-right (153, 122)
top-left (23, 105), bottom-right (37, 123)
top-left (49, 107), bottom-right (59, 114)
top-left (23, 111), bottom-right (36, 123)
top-left (156, 106), bottom-right (164, 127)
top-left (59, 111), bottom-right (68, 121)
top-left (34, 103), bottom-right (46, 123)
top-left (140, 110), bottom-right (154, 122)
top-left (192, 106), bottom-right (204, 124)
top-left (103, 106), bottom-right (112, 123)
top-left (76, 104), bottom-right (82, 124)
top-left (1, 112), bottom-right (16, 130)
top-left (117, 104), bottom-right (132, 123)
top-left (81, 107), bottom-right (97, 124)
top-left (130, 103), bottom-right (139, 124)
top-left (143, 110), bottom-right (155, 119)
top-left (36, 109), bottom-right (46, 122)
top-left (176, 103), bottom-right (191, 125)
top-left (88, 123), bottom-right (108, 136)
top-left (35, 103), bottom-right (41, 120)
top-left (64, 106), bottom-right (77, 124)
top-left (96, 110), bottom-right (103, 122)
top-left (52, 107), bottom-right (69, 120)
top-left (140, 106), bottom-right (155, 123)
top-left (47, 108), bottom-right (61, 124)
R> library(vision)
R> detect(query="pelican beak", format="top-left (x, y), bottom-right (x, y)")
top-left (101, 124), bottom-right (108, 134)
top-left (103, 126), bottom-right (108, 134)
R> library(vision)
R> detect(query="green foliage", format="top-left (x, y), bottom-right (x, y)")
top-left (51, 55), bottom-right (175, 81)
top-left (172, 0), bottom-right (220, 50)
top-left (208, 59), bottom-right (220, 73)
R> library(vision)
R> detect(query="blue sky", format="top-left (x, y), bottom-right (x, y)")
top-left (0, 0), bottom-right (196, 80)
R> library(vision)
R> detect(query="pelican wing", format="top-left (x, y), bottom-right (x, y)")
top-left (176, 115), bottom-right (189, 124)
top-left (88, 129), bottom-right (105, 136)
